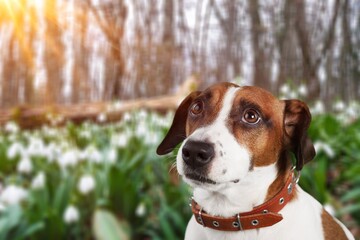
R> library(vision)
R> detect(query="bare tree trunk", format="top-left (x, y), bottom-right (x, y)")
top-left (72, 0), bottom-right (90, 103)
top-left (1, 34), bottom-right (17, 107)
top-left (339, 0), bottom-right (356, 102)
top-left (43, 0), bottom-right (64, 103)
top-left (87, 1), bottom-right (128, 100)
top-left (294, 0), bottom-right (319, 99)
top-left (249, 0), bottom-right (270, 90)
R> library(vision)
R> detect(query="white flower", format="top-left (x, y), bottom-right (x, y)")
top-left (44, 143), bottom-right (61, 163)
top-left (113, 101), bottom-right (123, 110)
top-left (27, 137), bottom-right (45, 157)
top-left (144, 131), bottom-right (160, 145)
top-left (17, 157), bottom-right (33, 174)
top-left (4, 122), bottom-right (19, 133)
top-left (280, 84), bottom-right (290, 95)
top-left (84, 146), bottom-right (102, 163)
top-left (334, 101), bottom-right (346, 112)
top-left (135, 202), bottom-right (146, 217)
top-left (7, 142), bottom-right (25, 159)
top-left (97, 113), bottom-right (107, 122)
top-left (289, 91), bottom-right (298, 99)
top-left (111, 134), bottom-right (129, 148)
top-left (106, 148), bottom-right (117, 164)
top-left (314, 141), bottom-right (335, 158)
top-left (63, 205), bottom-right (80, 223)
top-left (31, 172), bottom-right (46, 189)
top-left (0, 185), bottom-right (28, 205)
top-left (78, 175), bottom-right (96, 195)
top-left (123, 112), bottom-right (132, 122)
top-left (298, 84), bottom-right (308, 96)
top-left (138, 110), bottom-right (148, 119)
top-left (136, 122), bottom-right (147, 137)
top-left (79, 130), bottom-right (91, 139)
top-left (311, 101), bottom-right (325, 115)
top-left (58, 150), bottom-right (78, 168)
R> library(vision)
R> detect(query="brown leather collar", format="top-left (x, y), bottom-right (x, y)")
top-left (190, 171), bottom-right (298, 231)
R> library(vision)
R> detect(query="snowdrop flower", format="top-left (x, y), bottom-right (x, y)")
top-left (298, 84), bottom-right (308, 96)
top-left (0, 185), bottom-right (28, 205)
top-left (4, 121), bottom-right (19, 133)
top-left (97, 113), bottom-right (107, 123)
top-left (79, 130), bottom-right (91, 139)
top-left (334, 101), bottom-right (346, 112)
top-left (136, 122), bottom-right (147, 137)
top-left (144, 131), bottom-right (160, 146)
top-left (31, 172), bottom-right (46, 189)
top-left (63, 205), bottom-right (80, 223)
top-left (138, 109), bottom-right (148, 119)
top-left (114, 101), bottom-right (123, 109)
top-left (346, 101), bottom-right (359, 119)
top-left (17, 156), bottom-right (33, 174)
top-left (111, 134), bottom-right (129, 148)
top-left (135, 202), bottom-right (146, 217)
top-left (289, 91), bottom-right (298, 99)
top-left (84, 146), bottom-right (102, 163)
top-left (123, 112), bottom-right (132, 122)
top-left (78, 175), bottom-right (96, 195)
top-left (106, 148), bottom-right (117, 164)
top-left (27, 137), bottom-right (45, 157)
top-left (7, 142), bottom-right (25, 159)
top-left (58, 150), bottom-right (78, 168)
top-left (44, 143), bottom-right (61, 163)
top-left (280, 84), bottom-right (290, 95)
top-left (311, 101), bottom-right (325, 115)
top-left (314, 141), bottom-right (335, 158)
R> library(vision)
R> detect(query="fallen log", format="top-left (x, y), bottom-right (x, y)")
top-left (0, 77), bottom-right (200, 129)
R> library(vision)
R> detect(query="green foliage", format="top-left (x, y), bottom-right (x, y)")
top-left (93, 209), bottom-right (130, 240)
top-left (0, 112), bottom-right (190, 240)
top-left (301, 115), bottom-right (360, 227)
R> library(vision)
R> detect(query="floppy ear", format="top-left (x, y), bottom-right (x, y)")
top-left (156, 91), bottom-right (202, 155)
top-left (283, 100), bottom-right (316, 171)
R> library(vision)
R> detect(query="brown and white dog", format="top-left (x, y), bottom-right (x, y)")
top-left (157, 82), bottom-right (354, 240)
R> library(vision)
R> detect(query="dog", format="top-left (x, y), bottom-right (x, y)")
top-left (157, 82), bottom-right (354, 240)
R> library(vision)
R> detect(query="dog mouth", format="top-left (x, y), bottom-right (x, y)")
top-left (184, 173), bottom-right (240, 185)
top-left (185, 173), bottom-right (217, 185)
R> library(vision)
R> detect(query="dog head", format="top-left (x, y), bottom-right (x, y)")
top-left (157, 82), bottom-right (315, 190)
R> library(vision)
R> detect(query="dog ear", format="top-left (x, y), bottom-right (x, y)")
top-left (156, 91), bottom-right (202, 155)
top-left (283, 100), bottom-right (316, 171)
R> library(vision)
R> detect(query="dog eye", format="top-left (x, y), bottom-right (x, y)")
top-left (242, 109), bottom-right (261, 124)
top-left (190, 101), bottom-right (204, 115)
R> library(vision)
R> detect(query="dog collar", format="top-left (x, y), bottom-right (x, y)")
top-left (190, 169), bottom-right (299, 231)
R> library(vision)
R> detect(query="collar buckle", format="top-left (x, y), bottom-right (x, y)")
top-left (290, 165), bottom-right (301, 184)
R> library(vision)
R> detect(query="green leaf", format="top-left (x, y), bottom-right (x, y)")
top-left (341, 188), bottom-right (360, 202)
top-left (92, 209), bottom-right (130, 240)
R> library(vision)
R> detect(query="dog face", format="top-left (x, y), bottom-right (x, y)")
top-left (157, 82), bottom-right (315, 191)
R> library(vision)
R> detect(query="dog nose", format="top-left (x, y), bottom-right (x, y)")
top-left (182, 141), bottom-right (215, 168)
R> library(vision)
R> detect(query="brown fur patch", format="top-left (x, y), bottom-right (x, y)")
top-left (186, 82), bottom-right (238, 136)
top-left (322, 209), bottom-right (348, 240)
top-left (229, 86), bottom-right (285, 167)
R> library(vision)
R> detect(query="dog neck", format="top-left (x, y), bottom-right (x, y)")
top-left (193, 161), bottom-right (292, 218)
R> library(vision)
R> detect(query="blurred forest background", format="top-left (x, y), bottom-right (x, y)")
top-left (0, 0), bottom-right (359, 108)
